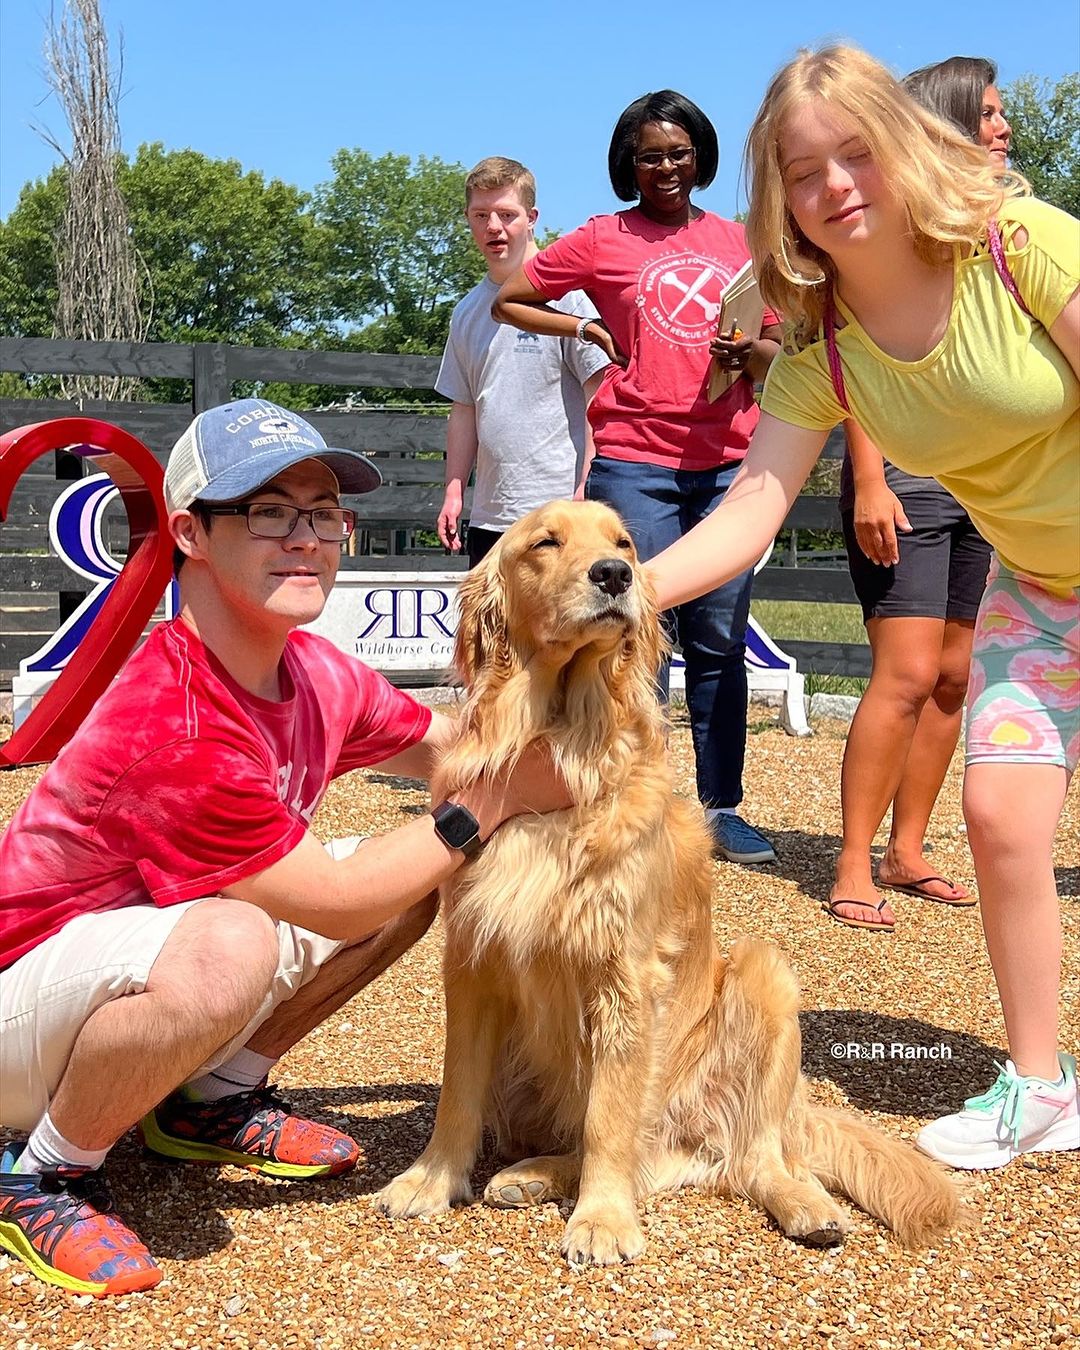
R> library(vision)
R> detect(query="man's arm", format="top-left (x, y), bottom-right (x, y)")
top-left (226, 738), bottom-right (572, 943)
top-left (438, 402), bottom-right (478, 553)
top-left (368, 708), bottom-right (456, 782)
top-left (574, 370), bottom-right (605, 499)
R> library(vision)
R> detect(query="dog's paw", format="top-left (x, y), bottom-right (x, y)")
top-left (561, 1206), bottom-right (645, 1267)
top-left (795, 1219), bottom-right (848, 1248)
top-left (373, 1167), bottom-right (472, 1219)
top-left (781, 1203), bottom-right (852, 1248)
top-left (485, 1177), bottom-right (552, 1208)
top-left (484, 1155), bottom-right (578, 1209)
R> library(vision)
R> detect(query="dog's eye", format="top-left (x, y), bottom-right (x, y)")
top-left (531, 537), bottom-right (561, 550)
top-left (616, 537), bottom-right (633, 551)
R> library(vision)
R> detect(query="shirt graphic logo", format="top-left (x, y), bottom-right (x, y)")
top-left (637, 253), bottom-right (735, 347)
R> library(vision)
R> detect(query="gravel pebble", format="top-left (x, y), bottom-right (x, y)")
top-left (0, 706), bottom-right (1076, 1349)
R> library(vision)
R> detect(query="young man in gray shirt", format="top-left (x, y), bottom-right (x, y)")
top-left (436, 158), bottom-right (610, 567)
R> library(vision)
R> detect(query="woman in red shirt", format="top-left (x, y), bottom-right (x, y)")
top-left (494, 90), bottom-right (783, 864)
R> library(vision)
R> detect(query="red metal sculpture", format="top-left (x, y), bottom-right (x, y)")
top-left (0, 418), bottom-right (174, 767)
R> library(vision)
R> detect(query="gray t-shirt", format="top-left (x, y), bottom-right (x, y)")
top-left (436, 277), bottom-right (610, 531)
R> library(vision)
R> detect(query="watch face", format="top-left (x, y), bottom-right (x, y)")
top-left (433, 802), bottom-right (481, 853)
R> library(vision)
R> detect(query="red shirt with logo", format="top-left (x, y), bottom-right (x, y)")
top-left (0, 620), bottom-right (432, 969)
top-left (524, 209), bottom-right (780, 470)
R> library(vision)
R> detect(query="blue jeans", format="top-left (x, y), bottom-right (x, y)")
top-left (586, 456), bottom-right (754, 809)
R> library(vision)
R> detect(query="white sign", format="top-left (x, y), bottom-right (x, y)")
top-left (303, 571), bottom-right (463, 671)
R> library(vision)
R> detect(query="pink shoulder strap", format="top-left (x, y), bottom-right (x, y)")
top-left (823, 287), bottom-right (850, 414)
top-left (824, 219), bottom-right (1032, 413)
top-left (987, 219), bottom-right (1033, 317)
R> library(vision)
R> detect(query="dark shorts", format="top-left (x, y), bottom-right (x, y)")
top-left (842, 487), bottom-right (992, 623)
top-left (465, 526), bottom-right (503, 569)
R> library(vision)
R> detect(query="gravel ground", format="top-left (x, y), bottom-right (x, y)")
top-left (1, 704), bottom-right (1077, 1350)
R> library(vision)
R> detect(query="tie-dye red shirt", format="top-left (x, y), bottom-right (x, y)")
top-left (0, 620), bottom-right (431, 968)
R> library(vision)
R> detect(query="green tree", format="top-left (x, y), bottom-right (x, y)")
top-left (315, 150), bottom-right (485, 355)
top-left (0, 148), bottom-right (321, 347)
top-left (121, 143), bottom-right (321, 348)
top-left (1003, 72), bottom-right (1080, 216)
top-left (0, 168), bottom-right (66, 339)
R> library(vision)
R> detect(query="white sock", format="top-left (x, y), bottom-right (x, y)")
top-left (182, 1048), bottom-right (279, 1102)
top-left (706, 807), bottom-right (738, 821)
top-left (14, 1111), bottom-right (110, 1174)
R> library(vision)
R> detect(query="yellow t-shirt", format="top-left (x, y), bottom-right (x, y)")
top-left (761, 196), bottom-right (1080, 589)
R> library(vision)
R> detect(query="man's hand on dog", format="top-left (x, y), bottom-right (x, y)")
top-left (456, 742), bottom-right (575, 841)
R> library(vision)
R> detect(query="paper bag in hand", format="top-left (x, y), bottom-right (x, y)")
top-left (707, 261), bottom-right (765, 402)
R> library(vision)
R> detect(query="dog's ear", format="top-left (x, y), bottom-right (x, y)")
top-left (606, 566), bottom-right (669, 712)
top-left (633, 569), bottom-right (668, 680)
top-left (454, 552), bottom-right (516, 689)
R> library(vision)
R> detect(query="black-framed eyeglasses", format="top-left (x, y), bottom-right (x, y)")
top-left (206, 502), bottom-right (357, 542)
top-left (633, 146), bottom-right (696, 170)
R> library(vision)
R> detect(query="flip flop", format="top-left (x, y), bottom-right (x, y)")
top-left (877, 875), bottom-right (977, 907)
top-left (821, 897), bottom-right (895, 933)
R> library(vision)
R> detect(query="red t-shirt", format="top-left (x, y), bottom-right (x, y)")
top-left (0, 620), bottom-right (432, 969)
top-left (524, 209), bottom-right (780, 470)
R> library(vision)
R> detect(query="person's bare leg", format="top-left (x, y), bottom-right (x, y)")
top-left (244, 894), bottom-right (437, 1059)
top-left (880, 619), bottom-right (973, 901)
top-left (47, 900), bottom-right (280, 1151)
top-left (830, 617), bottom-right (944, 926)
top-left (963, 762), bottom-right (1066, 1080)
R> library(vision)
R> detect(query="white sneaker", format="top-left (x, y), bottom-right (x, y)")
top-left (916, 1052), bottom-right (1080, 1170)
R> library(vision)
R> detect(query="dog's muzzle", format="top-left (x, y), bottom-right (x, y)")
top-left (588, 558), bottom-right (633, 598)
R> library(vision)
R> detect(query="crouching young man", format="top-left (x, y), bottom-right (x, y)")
top-left (0, 400), bottom-right (570, 1296)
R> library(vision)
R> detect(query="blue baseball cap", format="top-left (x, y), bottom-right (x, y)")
top-left (164, 399), bottom-right (382, 512)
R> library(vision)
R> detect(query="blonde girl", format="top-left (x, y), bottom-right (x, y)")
top-left (647, 45), bottom-right (1079, 1169)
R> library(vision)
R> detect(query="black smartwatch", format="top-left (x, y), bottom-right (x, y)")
top-left (431, 801), bottom-right (484, 858)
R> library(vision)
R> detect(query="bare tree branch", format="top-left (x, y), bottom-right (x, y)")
top-left (42, 0), bottom-right (151, 400)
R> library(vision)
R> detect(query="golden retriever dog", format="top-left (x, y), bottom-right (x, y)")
top-left (376, 501), bottom-right (961, 1266)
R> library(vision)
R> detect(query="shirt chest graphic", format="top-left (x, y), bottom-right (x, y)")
top-left (635, 252), bottom-right (737, 348)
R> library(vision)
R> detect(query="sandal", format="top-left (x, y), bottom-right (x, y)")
top-left (821, 897), bottom-right (895, 933)
top-left (877, 874), bottom-right (976, 907)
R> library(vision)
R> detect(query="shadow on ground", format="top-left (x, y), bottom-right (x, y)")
top-left (800, 1009), bottom-right (1004, 1117)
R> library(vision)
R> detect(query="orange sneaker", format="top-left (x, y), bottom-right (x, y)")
top-left (139, 1083), bottom-right (359, 1179)
top-left (0, 1146), bottom-right (161, 1296)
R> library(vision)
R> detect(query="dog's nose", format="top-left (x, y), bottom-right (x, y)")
top-left (588, 558), bottom-right (633, 597)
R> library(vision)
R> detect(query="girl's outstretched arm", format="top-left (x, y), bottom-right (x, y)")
top-left (646, 413), bottom-right (828, 608)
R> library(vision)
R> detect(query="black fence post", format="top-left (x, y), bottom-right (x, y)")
top-left (192, 343), bottom-right (231, 412)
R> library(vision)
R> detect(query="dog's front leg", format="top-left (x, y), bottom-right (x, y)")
top-left (375, 958), bottom-right (503, 1219)
top-left (561, 975), bottom-right (655, 1267)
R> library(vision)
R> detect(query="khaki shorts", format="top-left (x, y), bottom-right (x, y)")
top-left (0, 837), bottom-right (363, 1133)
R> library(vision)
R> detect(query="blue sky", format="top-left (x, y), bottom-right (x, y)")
top-left (2, 1), bottom-right (1077, 231)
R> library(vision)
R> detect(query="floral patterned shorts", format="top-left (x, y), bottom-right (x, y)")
top-left (965, 559), bottom-right (1079, 772)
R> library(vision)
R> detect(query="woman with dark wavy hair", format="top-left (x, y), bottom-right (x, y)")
top-left (493, 90), bottom-right (784, 868)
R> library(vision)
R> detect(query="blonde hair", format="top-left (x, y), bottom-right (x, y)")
top-left (745, 45), bottom-right (1027, 345)
top-left (464, 157), bottom-right (536, 212)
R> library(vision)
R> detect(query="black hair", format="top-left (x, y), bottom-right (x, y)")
top-left (903, 56), bottom-right (998, 143)
top-left (607, 90), bottom-right (719, 202)
top-left (172, 500), bottom-right (214, 575)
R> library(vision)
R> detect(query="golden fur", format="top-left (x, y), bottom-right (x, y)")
top-left (376, 501), bottom-right (963, 1265)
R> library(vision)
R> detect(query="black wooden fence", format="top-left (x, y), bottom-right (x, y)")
top-left (0, 337), bottom-right (867, 691)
